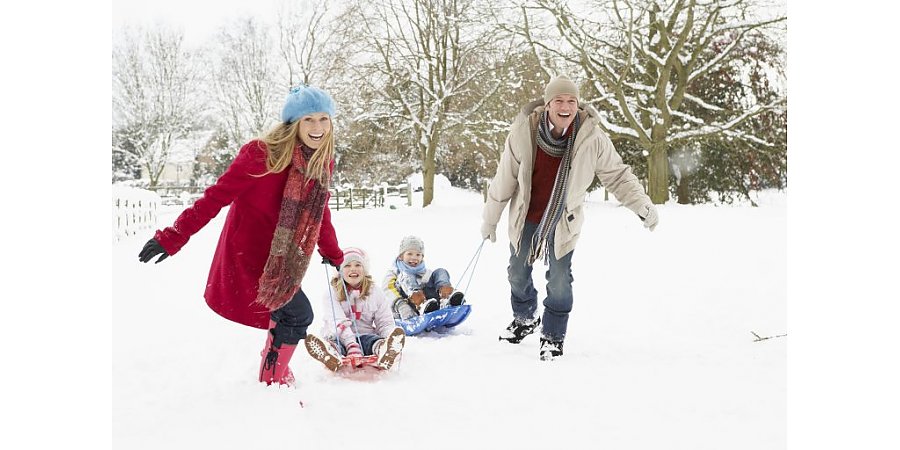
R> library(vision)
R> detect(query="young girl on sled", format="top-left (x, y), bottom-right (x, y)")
top-left (305, 247), bottom-right (406, 371)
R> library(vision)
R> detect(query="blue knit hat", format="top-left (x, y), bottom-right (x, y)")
top-left (281, 85), bottom-right (336, 124)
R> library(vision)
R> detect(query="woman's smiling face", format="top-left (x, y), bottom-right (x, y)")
top-left (297, 112), bottom-right (332, 149)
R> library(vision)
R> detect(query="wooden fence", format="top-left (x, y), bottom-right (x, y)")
top-left (329, 183), bottom-right (412, 210)
top-left (144, 185), bottom-right (205, 206)
top-left (112, 186), bottom-right (161, 242)
top-left (117, 182), bottom-right (413, 217)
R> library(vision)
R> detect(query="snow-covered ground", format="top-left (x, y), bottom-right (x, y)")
top-left (111, 184), bottom-right (785, 449)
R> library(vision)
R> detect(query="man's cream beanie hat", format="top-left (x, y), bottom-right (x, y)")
top-left (543, 76), bottom-right (580, 104)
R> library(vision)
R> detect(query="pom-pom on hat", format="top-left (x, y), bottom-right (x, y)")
top-left (398, 235), bottom-right (425, 256)
top-left (340, 247), bottom-right (369, 273)
top-left (543, 75), bottom-right (580, 105)
top-left (281, 84), bottom-right (336, 124)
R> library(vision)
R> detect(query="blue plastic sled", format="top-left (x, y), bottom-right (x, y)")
top-left (395, 305), bottom-right (472, 336)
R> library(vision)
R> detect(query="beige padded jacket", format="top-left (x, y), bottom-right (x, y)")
top-left (482, 100), bottom-right (652, 259)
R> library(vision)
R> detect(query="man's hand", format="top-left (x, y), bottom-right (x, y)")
top-left (480, 222), bottom-right (497, 243)
top-left (639, 204), bottom-right (659, 232)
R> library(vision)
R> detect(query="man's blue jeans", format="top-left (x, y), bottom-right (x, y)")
top-left (507, 221), bottom-right (574, 342)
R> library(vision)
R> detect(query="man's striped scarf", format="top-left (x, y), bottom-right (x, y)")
top-left (256, 145), bottom-right (331, 310)
top-left (527, 111), bottom-right (581, 265)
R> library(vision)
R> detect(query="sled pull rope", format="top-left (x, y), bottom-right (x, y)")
top-left (454, 239), bottom-right (486, 296)
top-left (336, 269), bottom-right (366, 348)
top-left (325, 267), bottom-right (342, 349)
top-left (324, 267), bottom-right (365, 353)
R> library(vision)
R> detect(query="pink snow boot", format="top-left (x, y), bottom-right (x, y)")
top-left (259, 324), bottom-right (297, 386)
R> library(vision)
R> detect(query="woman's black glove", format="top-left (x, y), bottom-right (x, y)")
top-left (139, 238), bottom-right (169, 264)
top-left (321, 256), bottom-right (340, 270)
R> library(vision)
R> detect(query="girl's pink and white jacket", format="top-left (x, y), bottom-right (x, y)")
top-left (320, 284), bottom-right (397, 340)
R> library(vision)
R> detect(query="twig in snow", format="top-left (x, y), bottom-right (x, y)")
top-left (751, 331), bottom-right (787, 342)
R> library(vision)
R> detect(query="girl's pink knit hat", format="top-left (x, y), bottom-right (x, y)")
top-left (341, 247), bottom-right (369, 273)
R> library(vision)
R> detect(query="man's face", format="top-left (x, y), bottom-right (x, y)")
top-left (546, 94), bottom-right (578, 132)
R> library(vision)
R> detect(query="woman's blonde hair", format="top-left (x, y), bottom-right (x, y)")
top-left (258, 120), bottom-right (334, 181)
top-left (330, 274), bottom-right (373, 303)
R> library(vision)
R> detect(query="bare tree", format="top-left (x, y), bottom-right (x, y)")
top-left (441, 46), bottom-right (550, 191)
top-left (209, 17), bottom-right (282, 148)
top-left (112, 26), bottom-right (204, 188)
top-left (275, 0), bottom-right (378, 185)
top-left (276, 0), bottom-right (348, 88)
top-left (350, 0), bottom-right (514, 206)
top-left (515, 0), bottom-right (786, 204)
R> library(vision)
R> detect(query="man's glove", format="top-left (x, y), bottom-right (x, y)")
top-left (322, 256), bottom-right (341, 270)
top-left (480, 222), bottom-right (497, 243)
top-left (138, 238), bottom-right (169, 264)
top-left (409, 290), bottom-right (426, 307)
top-left (639, 204), bottom-right (659, 232)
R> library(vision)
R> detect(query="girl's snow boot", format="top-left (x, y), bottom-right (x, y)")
top-left (304, 333), bottom-right (343, 372)
top-left (374, 327), bottom-right (406, 370)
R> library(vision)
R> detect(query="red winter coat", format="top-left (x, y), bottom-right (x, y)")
top-left (154, 140), bottom-right (344, 329)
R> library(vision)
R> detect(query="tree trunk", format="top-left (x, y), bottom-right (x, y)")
top-left (422, 141), bottom-right (436, 207)
top-left (422, 162), bottom-right (435, 207)
top-left (674, 149), bottom-right (690, 204)
top-left (676, 170), bottom-right (690, 204)
top-left (647, 142), bottom-right (669, 204)
top-left (146, 161), bottom-right (160, 188)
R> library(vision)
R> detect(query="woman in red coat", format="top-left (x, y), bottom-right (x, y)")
top-left (138, 85), bottom-right (344, 387)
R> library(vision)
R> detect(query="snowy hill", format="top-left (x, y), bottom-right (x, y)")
top-left (112, 184), bottom-right (785, 450)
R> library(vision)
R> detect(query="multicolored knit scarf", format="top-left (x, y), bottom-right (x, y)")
top-left (527, 111), bottom-right (581, 265)
top-left (255, 145), bottom-right (331, 310)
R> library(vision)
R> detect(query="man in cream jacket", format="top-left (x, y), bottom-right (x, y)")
top-left (481, 75), bottom-right (659, 361)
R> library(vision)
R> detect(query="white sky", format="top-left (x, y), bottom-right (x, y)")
top-left (112, 0), bottom-right (284, 45)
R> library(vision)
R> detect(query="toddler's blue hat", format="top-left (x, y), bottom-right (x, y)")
top-left (281, 85), bottom-right (336, 124)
